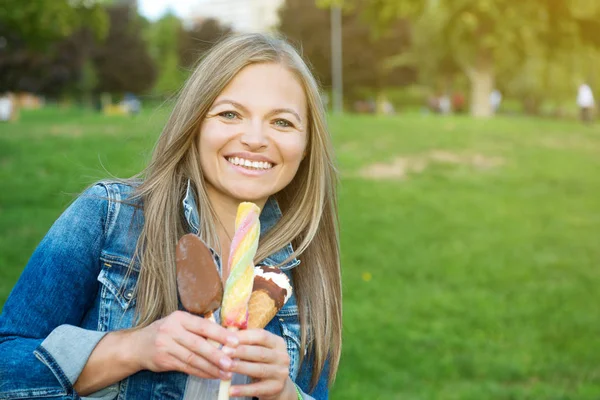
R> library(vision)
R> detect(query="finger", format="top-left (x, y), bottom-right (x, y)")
top-left (236, 329), bottom-right (280, 349)
top-left (228, 344), bottom-right (279, 364)
top-left (172, 330), bottom-right (234, 372)
top-left (168, 341), bottom-right (230, 379)
top-left (230, 359), bottom-right (289, 382)
top-left (178, 312), bottom-right (239, 347)
top-left (170, 357), bottom-right (231, 380)
top-left (229, 379), bottom-right (285, 399)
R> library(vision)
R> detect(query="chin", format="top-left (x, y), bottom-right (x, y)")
top-left (228, 189), bottom-right (271, 204)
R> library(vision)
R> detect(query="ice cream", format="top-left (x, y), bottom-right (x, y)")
top-left (175, 233), bottom-right (223, 317)
top-left (176, 234), bottom-right (224, 400)
top-left (218, 202), bottom-right (260, 400)
top-left (220, 202), bottom-right (260, 329)
top-left (248, 265), bottom-right (293, 329)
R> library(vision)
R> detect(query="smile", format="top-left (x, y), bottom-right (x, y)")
top-left (226, 157), bottom-right (273, 170)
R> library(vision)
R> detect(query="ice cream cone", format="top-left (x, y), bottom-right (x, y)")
top-left (246, 265), bottom-right (293, 329)
top-left (248, 290), bottom-right (279, 329)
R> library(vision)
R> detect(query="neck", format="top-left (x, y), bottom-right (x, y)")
top-left (205, 186), bottom-right (267, 246)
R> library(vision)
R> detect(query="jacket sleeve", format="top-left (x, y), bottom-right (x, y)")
top-left (294, 352), bottom-right (330, 400)
top-left (0, 184), bottom-right (110, 399)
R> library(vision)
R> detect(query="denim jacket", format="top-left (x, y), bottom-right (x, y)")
top-left (0, 181), bottom-right (329, 399)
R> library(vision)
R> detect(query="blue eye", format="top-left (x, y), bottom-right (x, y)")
top-left (274, 119), bottom-right (293, 128)
top-left (219, 111), bottom-right (238, 119)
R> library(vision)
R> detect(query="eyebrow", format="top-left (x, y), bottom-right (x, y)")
top-left (211, 99), bottom-right (303, 125)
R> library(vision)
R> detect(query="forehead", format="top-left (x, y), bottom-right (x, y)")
top-left (216, 63), bottom-right (307, 116)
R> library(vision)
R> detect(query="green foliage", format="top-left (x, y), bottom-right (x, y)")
top-left (0, 28), bottom-right (99, 95)
top-left (279, 0), bottom-right (416, 102)
top-left (0, 0), bottom-right (108, 47)
top-left (386, 6), bottom-right (461, 88)
top-left (153, 51), bottom-right (185, 97)
top-left (144, 13), bottom-right (182, 61)
top-left (319, 0), bottom-right (600, 116)
top-left (144, 13), bottom-right (187, 96)
top-left (2, 108), bottom-right (600, 398)
top-left (0, 1), bottom-right (110, 95)
top-left (92, 6), bottom-right (157, 94)
top-left (178, 19), bottom-right (232, 69)
top-left (79, 59), bottom-right (98, 94)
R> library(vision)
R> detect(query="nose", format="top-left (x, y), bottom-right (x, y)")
top-left (240, 120), bottom-right (268, 150)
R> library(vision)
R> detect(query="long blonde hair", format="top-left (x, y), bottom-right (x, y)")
top-left (130, 33), bottom-right (341, 388)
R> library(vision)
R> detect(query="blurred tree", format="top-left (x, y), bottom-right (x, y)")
top-left (178, 18), bottom-right (232, 69)
top-left (0, 26), bottom-right (96, 96)
top-left (279, 0), bottom-right (415, 112)
top-left (144, 13), bottom-right (187, 96)
top-left (153, 51), bottom-right (185, 97)
top-left (0, 0), bottom-right (108, 48)
top-left (0, 0), bottom-right (107, 96)
top-left (278, 0), bottom-right (331, 86)
top-left (384, 8), bottom-right (462, 100)
top-left (321, 0), bottom-right (600, 118)
top-left (76, 58), bottom-right (99, 105)
top-left (93, 5), bottom-right (157, 94)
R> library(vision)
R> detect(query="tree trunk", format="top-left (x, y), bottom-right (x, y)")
top-left (467, 49), bottom-right (494, 118)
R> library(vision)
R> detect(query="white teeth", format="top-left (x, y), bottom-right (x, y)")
top-left (226, 157), bottom-right (273, 170)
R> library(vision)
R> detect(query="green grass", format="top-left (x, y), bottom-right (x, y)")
top-left (2, 107), bottom-right (600, 399)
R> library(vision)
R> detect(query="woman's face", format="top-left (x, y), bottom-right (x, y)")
top-left (199, 63), bottom-right (308, 207)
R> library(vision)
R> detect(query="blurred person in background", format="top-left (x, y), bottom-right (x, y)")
top-left (490, 89), bottom-right (502, 115)
top-left (577, 81), bottom-right (595, 123)
top-left (451, 91), bottom-right (466, 114)
top-left (122, 92), bottom-right (142, 116)
top-left (0, 92), bottom-right (14, 122)
top-left (439, 93), bottom-right (452, 115)
top-left (382, 100), bottom-right (395, 115)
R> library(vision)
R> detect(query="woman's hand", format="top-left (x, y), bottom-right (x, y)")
top-left (132, 310), bottom-right (238, 380)
top-left (227, 329), bottom-right (298, 400)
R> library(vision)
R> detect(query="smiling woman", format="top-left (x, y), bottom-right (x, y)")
top-left (0, 33), bottom-right (341, 400)
top-left (200, 63), bottom-right (308, 210)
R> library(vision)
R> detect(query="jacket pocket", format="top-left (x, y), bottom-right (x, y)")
top-left (97, 251), bottom-right (139, 330)
top-left (0, 388), bottom-right (67, 399)
top-left (277, 303), bottom-right (301, 380)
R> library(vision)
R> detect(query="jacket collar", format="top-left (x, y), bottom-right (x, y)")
top-left (182, 180), bottom-right (301, 271)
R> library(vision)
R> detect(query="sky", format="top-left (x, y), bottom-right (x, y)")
top-left (137, 0), bottom-right (263, 31)
top-left (138, 0), bottom-right (208, 21)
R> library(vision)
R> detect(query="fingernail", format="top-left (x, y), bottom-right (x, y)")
top-left (220, 370), bottom-right (232, 379)
top-left (222, 346), bottom-right (234, 356)
top-left (229, 387), bottom-right (238, 396)
top-left (220, 357), bottom-right (232, 369)
top-left (226, 336), bottom-right (239, 346)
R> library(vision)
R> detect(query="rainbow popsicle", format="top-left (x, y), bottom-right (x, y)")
top-left (218, 202), bottom-right (260, 400)
top-left (221, 201), bottom-right (260, 329)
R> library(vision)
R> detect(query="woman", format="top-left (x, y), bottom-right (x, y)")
top-left (0, 33), bottom-right (342, 400)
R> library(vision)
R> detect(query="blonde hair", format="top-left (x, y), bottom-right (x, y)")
top-left (129, 33), bottom-right (341, 388)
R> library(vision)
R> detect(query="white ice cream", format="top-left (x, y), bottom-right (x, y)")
top-left (255, 266), bottom-right (293, 303)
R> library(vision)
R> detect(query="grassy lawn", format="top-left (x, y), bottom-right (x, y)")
top-left (2, 107), bottom-right (600, 399)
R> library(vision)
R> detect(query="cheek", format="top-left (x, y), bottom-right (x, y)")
top-left (279, 134), bottom-right (308, 166)
top-left (198, 120), bottom-right (223, 151)
top-left (198, 122), bottom-right (225, 176)
top-left (198, 121), bottom-right (240, 164)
